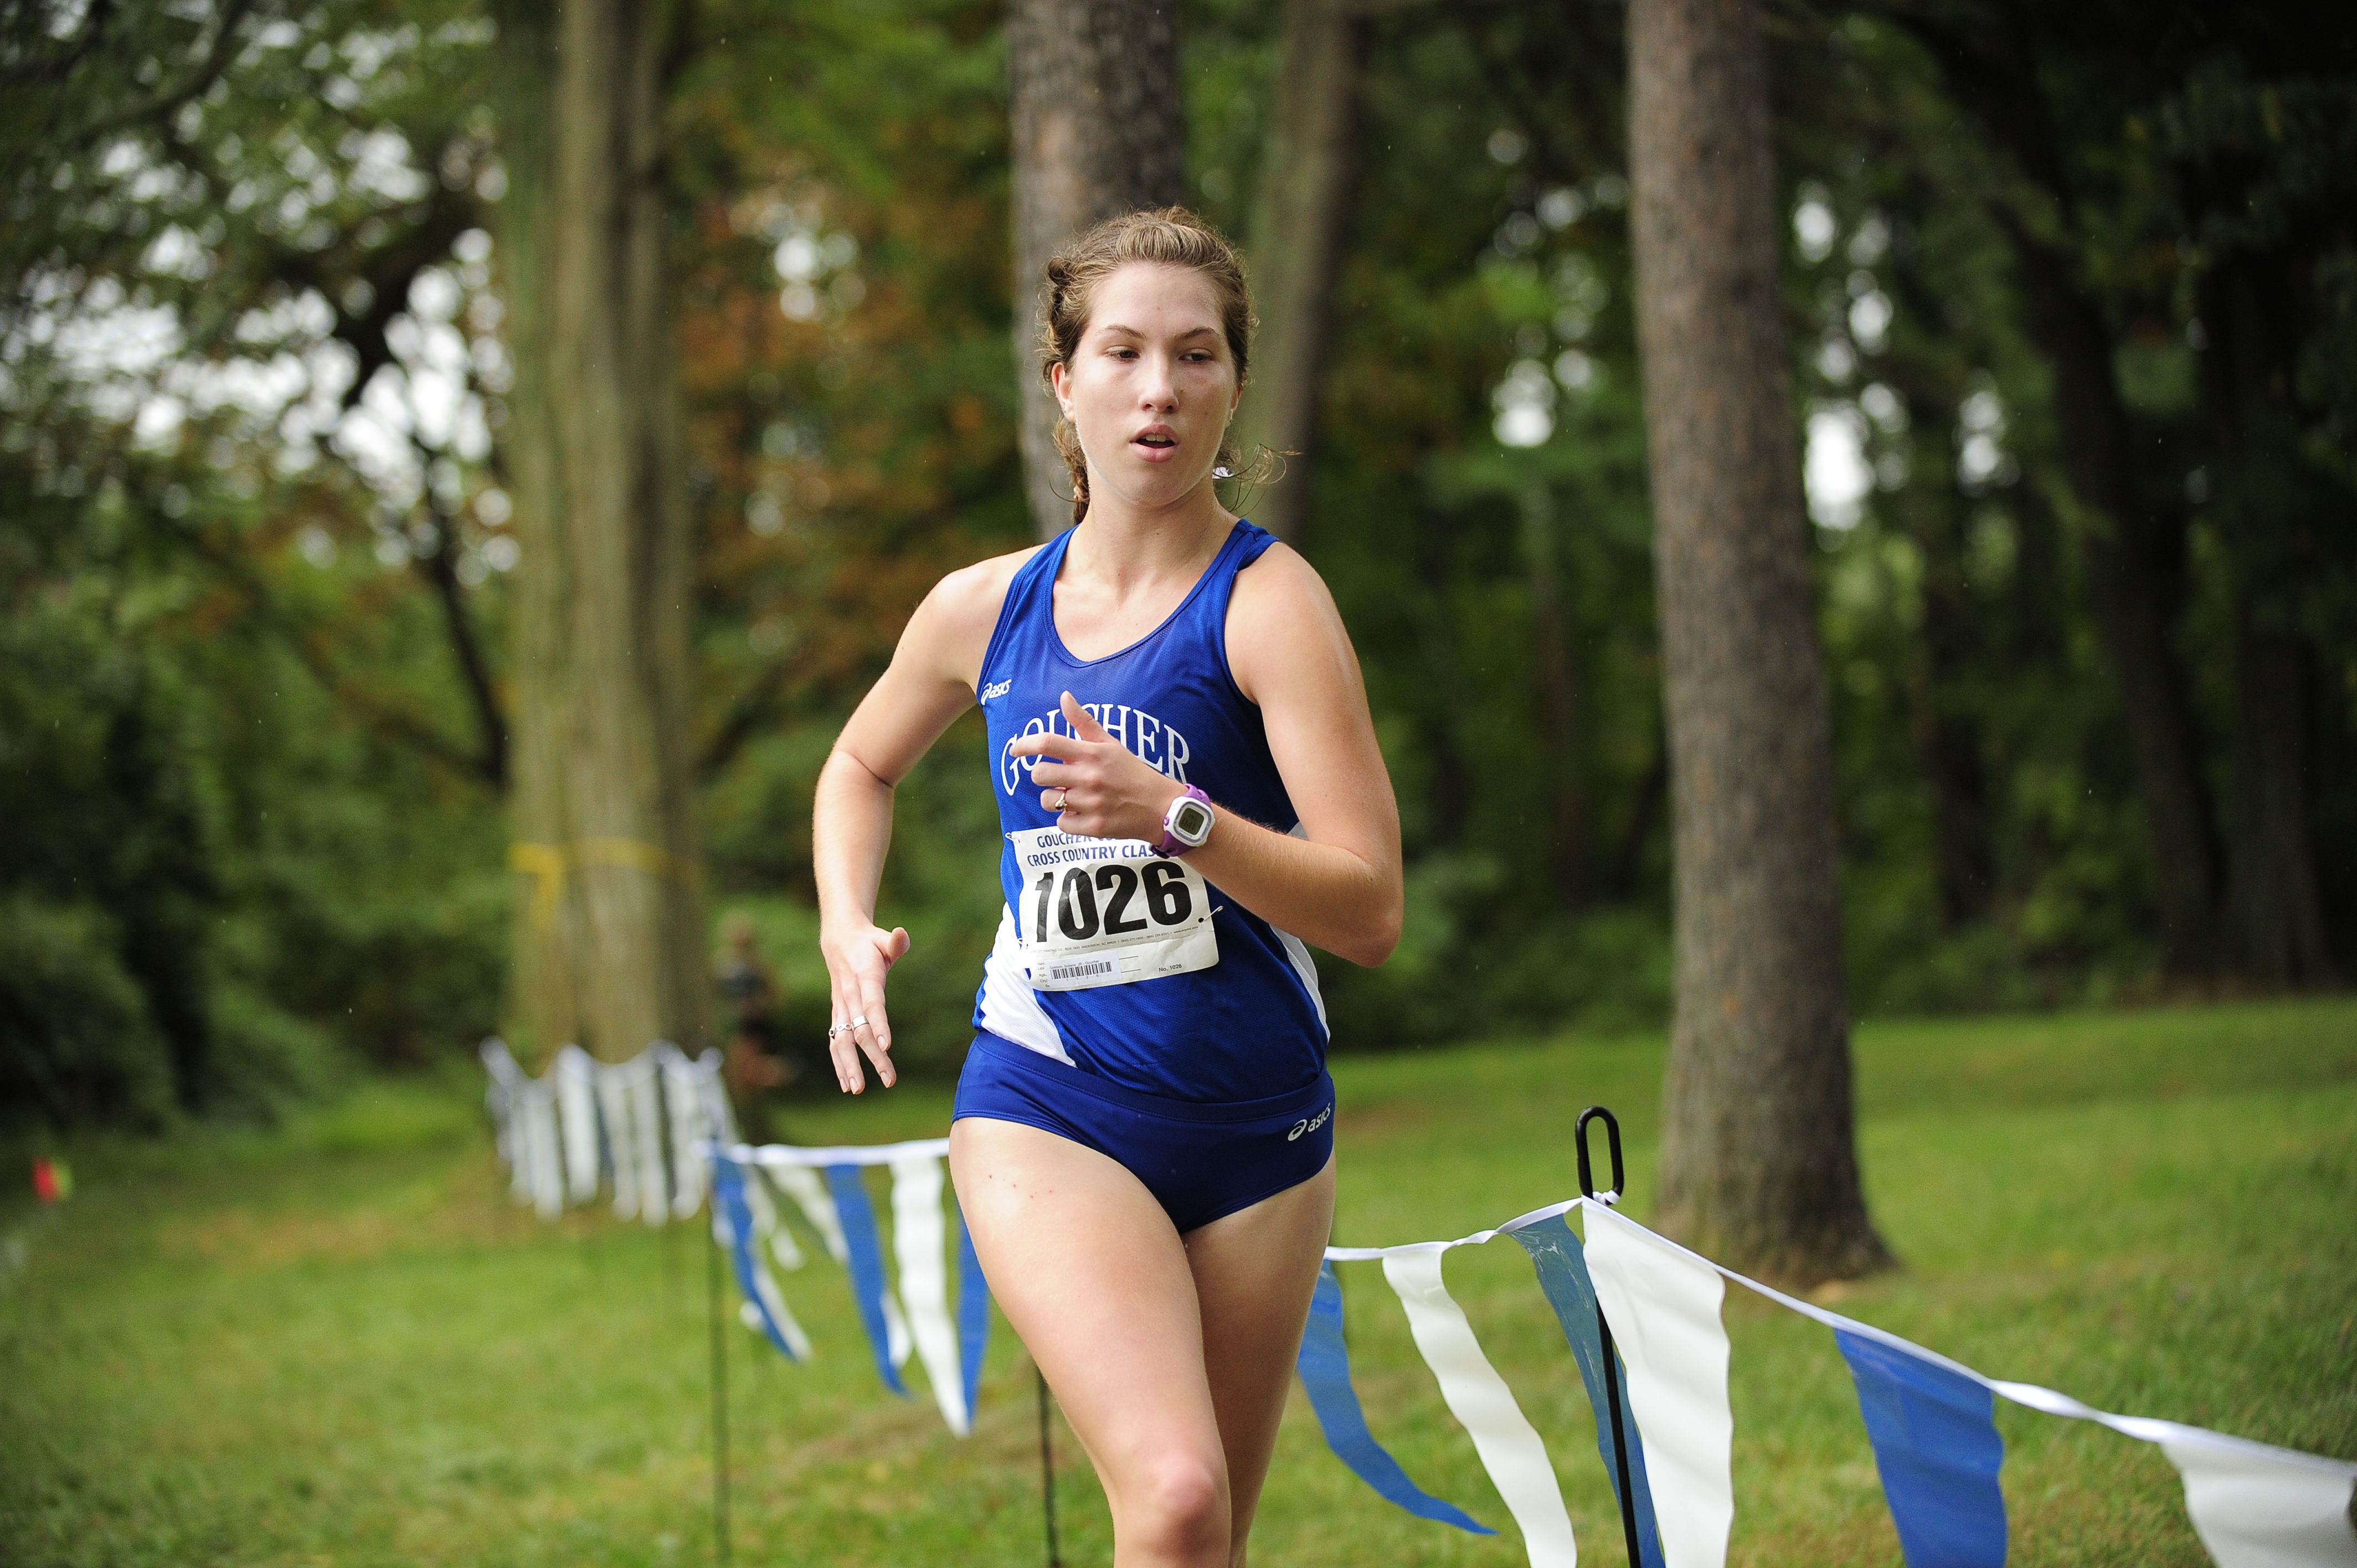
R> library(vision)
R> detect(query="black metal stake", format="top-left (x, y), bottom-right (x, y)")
top-left (1037, 1365), bottom-right (1063, 1568)
top-left (1596, 1312), bottom-right (1644, 1568)
top-left (708, 1205), bottom-right (733, 1567)
top-left (1578, 1106), bottom-right (1645, 1568)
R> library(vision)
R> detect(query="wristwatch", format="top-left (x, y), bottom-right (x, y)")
top-left (1155, 785), bottom-right (1215, 857)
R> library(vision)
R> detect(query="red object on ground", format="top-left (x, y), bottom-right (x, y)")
top-left (32, 1159), bottom-right (59, 1203)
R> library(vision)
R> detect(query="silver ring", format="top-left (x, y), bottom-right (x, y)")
top-left (850, 1014), bottom-right (869, 1030)
top-left (826, 1023), bottom-right (843, 1039)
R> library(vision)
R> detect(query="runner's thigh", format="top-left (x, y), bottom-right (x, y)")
top-left (950, 1118), bottom-right (1226, 1487)
top-left (1184, 1156), bottom-right (1336, 1533)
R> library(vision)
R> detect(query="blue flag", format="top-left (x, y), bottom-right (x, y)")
top-left (713, 1157), bottom-right (801, 1361)
top-left (955, 1198), bottom-right (990, 1421)
top-left (1295, 1261), bottom-right (1495, 1534)
top-left (1511, 1217), bottom-right (1666, 1568)
top-left (826, 1162), bottom-right (908, 1397)
top-left (1836, 1330), bottom-right (2008, 1567)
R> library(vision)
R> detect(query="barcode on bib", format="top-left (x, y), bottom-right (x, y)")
top-left (1044, 959), bottom-right (1115, 982)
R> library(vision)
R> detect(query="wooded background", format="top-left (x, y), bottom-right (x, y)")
top-left (6, 0), bottom-right (2353, 1147)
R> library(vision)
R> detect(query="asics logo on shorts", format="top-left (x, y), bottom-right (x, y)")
top-left (1287, 1103), bottom-right (1332, 1142)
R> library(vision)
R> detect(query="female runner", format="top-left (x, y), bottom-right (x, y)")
top-left (814, 208), bottom-right (1402, 1568)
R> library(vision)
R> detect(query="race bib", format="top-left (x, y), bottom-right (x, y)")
top-left (1007, 827), bottom-right (1220, 991)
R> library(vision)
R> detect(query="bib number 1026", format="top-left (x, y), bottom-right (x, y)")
top-left (1032, 860), bottom-right (1193, 943)
top-left (1006, 827), bottom-right (1220, 992)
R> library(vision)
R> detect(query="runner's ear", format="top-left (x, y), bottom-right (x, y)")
top-left (1060, 691), bottom-right (1112, 742)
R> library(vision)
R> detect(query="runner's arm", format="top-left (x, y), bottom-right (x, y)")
top-left (815, 554), bottom-right (1028, 1091)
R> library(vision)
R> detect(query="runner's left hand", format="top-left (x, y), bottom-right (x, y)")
top-left (1010, 691), bottom-right (1183, 842)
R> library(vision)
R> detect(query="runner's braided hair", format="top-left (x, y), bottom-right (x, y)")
top-left (1038, 207), bottom-right (1284, 524)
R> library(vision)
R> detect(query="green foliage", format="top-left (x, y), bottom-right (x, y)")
top-left (2, 0), bottom-right (519, 1128)
top-left (0, 894), bottom-right (176, 1131)
top-left (6, 0), bottom-right (2355, 1130)
top-left (2, 999), bottom-right (2349, 1562)
top-left (0, 453), bottom-right (502, 1131)
top-left (0, 543), bottom-right (219, 1128)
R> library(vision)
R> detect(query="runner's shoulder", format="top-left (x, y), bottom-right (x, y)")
top-left (1227, 539), bottom-right (1350, 702)
top-left (917, 545), bottom-right (1044, 640)
top-left (1231, 538), bottom-right (1341, 626)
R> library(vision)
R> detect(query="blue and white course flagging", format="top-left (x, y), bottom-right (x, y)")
top-left (826, 1160), bottom-right (908, 1397)
top-left (709, 1139), bottom-right (991, 1438)
top-left (482, 1038), bottom-right (728, 1225)
top-left (1511, 1215), bottom-right (1667, 1568)
top-left (1836, 1329), bottom-right (2006, 1567)
top-left (1295, 1260), bottom-right (1495, 1535)
top-left (1303, 1195), bottom-right (2355, 1568)
top-left (677, 1106), bottom-right (2357, 1566)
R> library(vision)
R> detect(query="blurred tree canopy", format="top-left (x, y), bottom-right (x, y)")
top-left (4, 0), bottom-right (2353, 1134)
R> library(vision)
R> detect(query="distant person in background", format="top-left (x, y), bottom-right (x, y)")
top-left (812, 209), bottom-right (1403, 1568)
top-left (716, 914), bottom-right (792, 1138)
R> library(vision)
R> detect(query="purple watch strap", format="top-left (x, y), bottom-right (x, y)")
top-left (1155, 785), bottom-right (1212, 857)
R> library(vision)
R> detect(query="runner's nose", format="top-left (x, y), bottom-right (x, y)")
top-left (1141, 353), bottom-right (1178, 411)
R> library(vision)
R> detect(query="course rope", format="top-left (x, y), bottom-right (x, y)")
top-left (483, 1060), bottom-right (2357, 1567)
top-left (1305, 1194), bottom-right (2357, 1568)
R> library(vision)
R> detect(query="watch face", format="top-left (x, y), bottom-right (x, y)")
top-left (1173, 800), bottom-right (1213, 843)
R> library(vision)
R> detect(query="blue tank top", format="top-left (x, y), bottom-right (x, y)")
top-left (969, 520), bottom-right (1329, 1103)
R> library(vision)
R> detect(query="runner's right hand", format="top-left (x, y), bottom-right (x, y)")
top-left (820, 920), bottom-right (910, 1093)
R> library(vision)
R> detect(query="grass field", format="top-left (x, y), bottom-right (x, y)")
top-left (3, 998), bottom-right (2353, 1566)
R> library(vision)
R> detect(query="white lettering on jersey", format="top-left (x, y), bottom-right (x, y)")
top-left (1000, 702), bottom-right (1193, 795)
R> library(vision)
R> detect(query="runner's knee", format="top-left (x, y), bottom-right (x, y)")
top-left (1117, 1451), bottom-right (1228, 1559)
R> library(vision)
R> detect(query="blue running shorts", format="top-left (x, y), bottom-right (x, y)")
top-left (952, 1031), bottom-right (1335, 1234)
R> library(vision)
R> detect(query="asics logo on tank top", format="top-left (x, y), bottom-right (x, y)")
top-left (999, 703), bottom-right (1194, 796)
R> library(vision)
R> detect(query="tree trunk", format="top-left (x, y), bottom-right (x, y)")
top-left (1896, 404), bottom-right (1994, 929)
top-left (2004, 229), bottom-right (2224, 969)
top-left (2204, 257), bottom-right (2333, 984)
top-left (1520, 485), bottom-right (1584, 906)
top-left (1627, 0), bottom-right (1887, 1283)
top-left (2227, 617), bottom-right (2329, 983)
top-left (1408, 501), bottom-right (1473, 848)
top-left (1896, 12), bottom-right (2228, 972)
top-left (1236, 0), bottom-right (1357, 544)
top-left (1007, 0), bottom-right (1191, 539)
top-left (495, 0), bottom-right (707, 1062)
